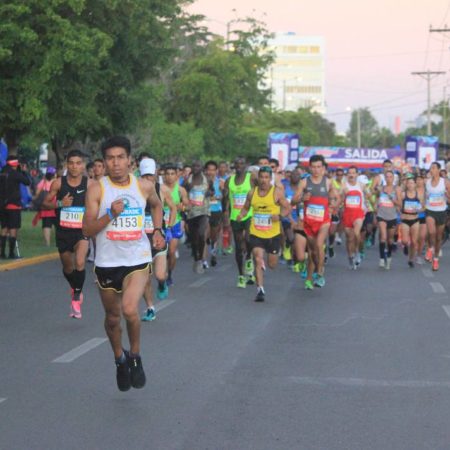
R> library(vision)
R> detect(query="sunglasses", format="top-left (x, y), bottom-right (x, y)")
top-left (259, 166), bottom-right (273, 175)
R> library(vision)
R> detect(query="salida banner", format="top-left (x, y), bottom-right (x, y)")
top-left (298, 146), bottom-right (406, 169)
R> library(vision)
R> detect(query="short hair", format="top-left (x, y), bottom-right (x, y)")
top-left (336, 167), bottom-right (344, 174)
top-left (348, 165), bottom-right (358, 172)
top-left (86, 161), bottom-right (94, 170)
top-left (137, 152), bottom-right (151, 162)
top-left (204, 160), bottom-right (218, 169)
top-left (310, 154), bottom-right (325, 166)
top-left (100, 136), bottom-right (131, 158)
top-left (384, 170), bottom-right (394, 176)
top-left (269, 158), bottom-right (279, 167)
top-left (164, 163), bottom-right (178, 172)
top-left (94, 158), bottom-right (104, 165)
top-left (383, 159), bottom-right (392, 165)
top-left (66, 149), bottom-right (85, 161)
top-left (431, 161), bottom-right (441, 170)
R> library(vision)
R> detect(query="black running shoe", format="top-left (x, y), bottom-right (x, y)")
top-left (254, 289), bottom-right (265, 302)
top-left (115, 355), bottom-right (131, 392)
top-left (328, 246), bottom-right (335, 258)
top-left (125, 350), bottom-right (146, 389)
top-left (210, 255), bottom-right (217, 267)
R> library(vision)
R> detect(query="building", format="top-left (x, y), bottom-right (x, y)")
top-left (267, 33), bottom-right (326, 114)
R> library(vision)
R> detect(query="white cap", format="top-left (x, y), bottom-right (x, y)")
top-left (247, 165), bottom-right (260, 173)
top-left (357, 174), bottom-right (369, 185)
top-left (285, 163), bottom-right (297, 172)
top-left (139, 158), bottom-right (156, 176)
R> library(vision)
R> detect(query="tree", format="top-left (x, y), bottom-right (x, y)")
top-left (347, 108), bottom-right (378, 148)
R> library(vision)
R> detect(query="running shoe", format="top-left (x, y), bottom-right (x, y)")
top-left (359, 250), bottom-right (365, 260)
top-left (125, 350), bottom-right (146, 389)
top-left (425, 247), bottom-right (433, 262)
top-left (403, 245), bottom-right (408, 256)
top-left (304, 279), bottom-right (314, 290)
top-left (70, 300), bottom-right (82, 319)
top-left (292, 262), bottom-right (301, 273)
top-left (349, 256), bottom-right (355, 270)
top-left (115, 354), bottom-right (131, 392)
top-left (156, 282), bottom-right (168, 300)
top-left (245, 259), bottom-right (255, 275)
top-left (141, 307), bottom-right (156, 321)
top-left (237, 275), bottom-right (246, 288)
top-left (210, 254), bottom-right (217, 267)
top-left (301, 269), bottom-right (308, 279)
top-left (194, 260), bottom-right (205, 274)
top-left (254, 288), bottom-right (265, 302)
top-left (335, 235), bottom-right (342, 245)
top-left (354, 253), bottom-right (361, 267)
top-left (432, 258), bottom-right (439, 271)
top-left (246, 274), bottom-right (256, 285)
top-left (315, 275), bottom-right (326, 288)
top-left (166, 276), bottom-right (174, 286)
top-left (328, 245), bottom-right (335, 258)
top-left (379, 258), bottom-right (385, 268)
top-left (224, 246), bottom-right (234, 255)
top-left (385, 257), bottom-right (391, 270)
top-left (282, 246), bottom-right (292, 261)
top-left (408, 260), bottom-right (414, 268)
top-left (415, 256), bottom-right (424, 265)
top-left (202, 260), bottom-right (209, 270)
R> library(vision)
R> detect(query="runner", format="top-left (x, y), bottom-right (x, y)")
top-left (373, 159), bottom-right (400, 189)
top-left (163, 163), bottom-right (189, 286)
top-left (328, 167), bottom-right (345, 252)
top-left (415, 174), bottom-right (427, 264)
top-left (184, 160), bottom-right (214, 274)
top-left (341, 166), bottom-right (367, 270)
top-left (205, 160), bottom-right (223, 267)
top-left (43, 150), bottom-right (93, 318)
top-left (140, 158), bottom-right (177, 321)
top-left (424, 162), bottom-right (450, 270)
top-left (400, 175), bottom-right (424, 268)
top-left (374, 170), bottom-right (402, 270)
top-left (292, 155), bottom-right (338, 290)
top-left (82, 136), bottom-right (164, 392)
top-left (223, 157), bottom-right (255, 288)
top-left (93, 158), bottom-right (105, 181)
top-left (236, 166), bottom-right (291, 302)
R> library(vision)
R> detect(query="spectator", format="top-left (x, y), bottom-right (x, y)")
top-left (0, 156), bottom-right (31, 258)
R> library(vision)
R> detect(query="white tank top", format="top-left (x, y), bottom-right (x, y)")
top-left (344, 181), bottom-right (366, 211)
top-left (426, 178), bottom-right (447, 212)
top-left (95, 175), bottom-right (152, 267)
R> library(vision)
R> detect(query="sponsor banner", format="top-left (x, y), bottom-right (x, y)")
top-left (405, 135), bottom-right (439, 169)
top-left (299, 146), bottom-right (405, 169)
top-left (268, 133), bottom-right (299, 168)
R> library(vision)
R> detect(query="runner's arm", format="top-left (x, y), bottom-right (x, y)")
top-left (147, 183), bottom-right (165, 248)
top-left (82, 181), bottom-right (112, 237)
top-left (42, 178), bottom-right (61, 210)
top-left (222, 178), bottom-right (230, 213)
top-left (291, 179), bottom-right (306, 205)
top-left (277, 189), bottom-right (292, 219)
top-left (178, 186), bottom-right (190, 211)
top-left (162, 185), bottom-right (177, 227)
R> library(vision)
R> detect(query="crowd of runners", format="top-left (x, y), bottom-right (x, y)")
top-left (1, 136), bottom-right (450, 392)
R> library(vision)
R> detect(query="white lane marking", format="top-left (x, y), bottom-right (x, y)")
top-left (430, 282), bottom-right (446, 294)
top-left (217, 264), bottom-right (232, 273)
top-left (0, 398), bottom-right (6, 404)
top-left (422, 269), bottom-right (434, 278)
top-left (52, 338), bottom-right (108, 363)
top-left (287, 376), bottom-right (450, 388)
top-left (154, 299), bottom-right (176, 312)
top-left (189, 277), bottom-right (212, 288)
top-left (442, 306), bottom-right (450, 320)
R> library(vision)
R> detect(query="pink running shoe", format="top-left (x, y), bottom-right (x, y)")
top-left (70, 300), bottom-right (82, 319)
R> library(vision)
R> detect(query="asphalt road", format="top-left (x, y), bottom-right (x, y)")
top-left (1, 241), bottom-right (450, 450)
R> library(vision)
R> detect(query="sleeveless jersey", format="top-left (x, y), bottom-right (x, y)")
top-left (281, 179), bottom-right (298, 222)
top-left (229, 173), bottom-right (252, 221)
top-left (57, 176), bottom-right (88, 230)
top-left (426, 178), bottom-right (447, 212)
top-left (249, 186), bottom-right (280, 239)
top-left (209, 177), bottom-right (223, 213)
top-left (377, 187), bottom-right (397, 221)
top-left (95, 175), bottom-right (151, 267)
top-left (164, 183), bottom-right (182, 225)
top-left (304, 177), bottom-right (330, 224)
top-left (402, 191), bottom-right (421, 215)
top-left (343, 181), bottom-right (365, 214)
top-left (187, 174), bottom-right (209, 219)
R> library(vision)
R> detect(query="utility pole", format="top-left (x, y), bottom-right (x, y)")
top-left (429, 26), bottom-right (450, 33)
top-left (443, 86), bottom-right (448, 144)
top-left (411, 71), bottom-right (445, 135)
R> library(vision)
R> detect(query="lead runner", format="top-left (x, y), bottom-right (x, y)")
top-left (83, 136), bottom-right (165, 392)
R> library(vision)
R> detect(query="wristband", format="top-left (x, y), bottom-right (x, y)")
top-left (57, 200), bottom-right (63, 208)
top-left (107, 209), bottom-right (115, 220)
top-left (154, 227), bottom-right (164, 235)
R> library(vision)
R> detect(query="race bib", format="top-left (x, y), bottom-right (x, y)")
top-left (299, 208), bottom-right (304, 221)
top-left (106, 207), bottom-right (143, 241)
top-left (144, 214), bottom-right (154, 234)
top-left (232, 193), bottom-right (246, 210)
top-left (189, 189), bottom-right (205, 206)
top-left (379, 193), bottom-right (394, 208)
top-left (345, 195), bottom-right (361, 209)
top-left (60, 206), bottom-right (84, 229)
top-left (254, 213), bottom-right (272, 231)
top-left (403, 200), bottom-right (420, 214)
top-left (163, 208), bottom-right (170, 223)
top-left (428, 193), bottom-right (446, 208)
top-left (305, 204), bottom-right (325, 222)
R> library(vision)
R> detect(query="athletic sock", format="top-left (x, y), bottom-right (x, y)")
top-left (379, 242), bottom-right (386, 259)
top-left (8, 237), bottom-right (16, 257)
top-left (72, 269), bottom-right (86, 295)
top-left (63, 270), bottom-right (76, 290)
top-left (158, 280), bottom-right (165, 291)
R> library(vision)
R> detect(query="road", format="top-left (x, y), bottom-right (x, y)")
top-left (1, 242), bottom-right (450, 450)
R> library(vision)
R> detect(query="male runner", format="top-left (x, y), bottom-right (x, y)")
top-left (328, 167), bottom-right (345, 252)
top-left (83, 136), bottom-right (164, 392)
top-left (163, 163), bottom-right (189, 286)
top-left (424, 162), bottom-right (450, 270)
top-left (140, 158), bottom-right (177, 321)
top-left (223, 157), bottom-right (255, 288)
top-left (43, 150), bottom-right (93, 318)
top-left (292, 155), bottom-right (338, 290)
top-left (236, 166), bottom-right (291, 302)
top-left (341, 166), bottom-right (367, 269)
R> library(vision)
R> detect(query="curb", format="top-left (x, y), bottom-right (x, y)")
top-left (0, 252), bottom-right (59, 272)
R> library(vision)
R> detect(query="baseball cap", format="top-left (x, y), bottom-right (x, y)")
top-left (46, 166), bottom-right (57, 175)
top-left (139, 158), bottom-right (156, 176)
top-left (285, 163), bottom-right (297, 172)
top-left (6, 156), bottom-right (19, 167)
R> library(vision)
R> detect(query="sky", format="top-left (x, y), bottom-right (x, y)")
top-left (186, 0), bottom-right (450, 135)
